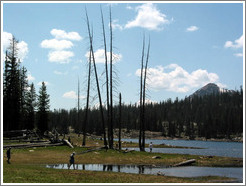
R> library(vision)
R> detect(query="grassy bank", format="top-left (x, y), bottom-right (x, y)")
top-left (3, 141), bottom-right (242, 183)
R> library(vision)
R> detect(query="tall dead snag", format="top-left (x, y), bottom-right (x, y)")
top-left (77, 77), bottom-right (80, 135)
top-left (139, 36), bottom-right (145, 151)
top-left (100, 6), bottom-right (110, 147)
top-left (85, 8), bottom-right (107, 148)
top-left (118, 93), bottom-right (122, 150)
top-left (142, 38), bottom-right (150, 151)
top-left (109, 6), bottom-right (114, 149)
top-left (82, 48), bottom-right (92, 146)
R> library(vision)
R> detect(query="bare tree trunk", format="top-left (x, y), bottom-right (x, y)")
top-left (118, 93), bottom-right (122, 150)
top-left (109, 6), bottom-right (114, 149)
top-left (100, 6), bottom-right (110, 147)
top-left (139, 36), bottom-right (145, 151)
top-left (85, 8), bottom-right (107, 148)
top-left (142, 38), bottom-right (150, 151)
top-left (82, 49), bottom-right (92, 146)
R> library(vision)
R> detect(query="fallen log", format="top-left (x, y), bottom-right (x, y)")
top-left (3, 142), bottom-right (63, 149)
top-left (63, 139), bottom-right (74, 148)
top-left (173, 159), bottom-right (196, 167)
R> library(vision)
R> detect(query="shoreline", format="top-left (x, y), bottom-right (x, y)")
top-left (110, 129), bottom-right (243, 143)
top-left (121, 136), bottom-right (244, 143)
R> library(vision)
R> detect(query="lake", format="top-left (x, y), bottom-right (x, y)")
top-left (119, 138), bottom-right (243, 158)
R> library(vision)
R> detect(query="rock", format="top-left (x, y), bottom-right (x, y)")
top-left (152, 156), bottom-right (161, 159)
top-left (157, 171), bottom-right (165, 176)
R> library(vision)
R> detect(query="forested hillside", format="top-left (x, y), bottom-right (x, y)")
top-left (49, 88), bottom-right (243, 140)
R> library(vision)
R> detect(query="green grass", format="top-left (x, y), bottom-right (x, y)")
top-left (3, 137), bottom-right (242, 183)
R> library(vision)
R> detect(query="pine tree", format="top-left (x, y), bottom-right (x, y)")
top-left (19, 66), bottom-right (29, 129)
top-left (37, 82), bottom-right (50, 134)
top-left (3, 36), bottom-right (21, 131)
top-left (26, 83), bottom-right (37, 130)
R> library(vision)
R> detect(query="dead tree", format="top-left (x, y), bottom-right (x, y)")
top-left (85, 8), bottom-right (107, 148)
top-left (100, 6), bottom-right (110, 148)
top-left (142, 38), bottom-right (150, 151)
top-left (139, 36), bottom-right (145, 151)
top-left (109, 6), bottom-right (114, 149)
top-left (118, 93), bottom-right (122, 150)
top-left (82, 48), bottom-right (92, 146)
top-left (77, 77), bottom-right (80, 134)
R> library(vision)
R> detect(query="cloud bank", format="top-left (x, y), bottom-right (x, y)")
top-left (136, 64), bottom-right (222, 93)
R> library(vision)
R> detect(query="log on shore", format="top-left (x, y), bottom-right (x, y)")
top-left (3, 142), bottom-right (63, 149)
top-left (173, 159), bottom-right (196, 167)
top-left (63, 139), bottom-right (74, 148)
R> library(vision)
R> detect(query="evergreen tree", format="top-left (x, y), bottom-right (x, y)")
top-left (3, 36), bottom-right (21, 131)
top-left (19, 66), bottom-right (29, 129)
top-left (26, 83), bottom-right (37, 130)
top-left (37, 82), bottom-right (50, 134)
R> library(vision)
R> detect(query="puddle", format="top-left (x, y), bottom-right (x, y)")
top-left (46, 164), bottom-right (243, 182)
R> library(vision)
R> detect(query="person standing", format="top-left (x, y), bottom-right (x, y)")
top-left (6, 147), bottom-right (11, 164)
top-left (149, 142), bottom-right (153, 153)
top-left (68, 152), bottom-right (75, 170)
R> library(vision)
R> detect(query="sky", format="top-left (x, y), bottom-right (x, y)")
top-left (2, 1), bottom-right (244, 110)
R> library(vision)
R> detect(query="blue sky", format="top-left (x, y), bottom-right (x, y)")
top-left (2, 2), bottom-right (244, 110)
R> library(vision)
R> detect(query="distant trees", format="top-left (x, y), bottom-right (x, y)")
top-left (48, 89), bottom-right (243, 140)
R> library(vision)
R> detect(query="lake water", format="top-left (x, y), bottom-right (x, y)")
top-left (46, 164), bottom-right (243, 182)
top-left (119, 138), bottom-right (243, 158)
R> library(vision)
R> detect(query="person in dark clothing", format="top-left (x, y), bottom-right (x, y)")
top-left (68, 152), bottom-right (75, 170)
top-left (6, 147), bottom-right (11, 164)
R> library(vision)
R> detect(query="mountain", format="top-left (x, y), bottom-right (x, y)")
top-left (190, 83), bottom-right (233, 97)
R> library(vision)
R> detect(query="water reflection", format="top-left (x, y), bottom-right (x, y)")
top-left (46, 164), bottom-right (242, 182)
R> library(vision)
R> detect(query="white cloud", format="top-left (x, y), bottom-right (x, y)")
top-left (54, 70), bottom-right (68, 75)
top-left (85, 49), bottom-right (122, 64)
top-left (224, 35), bottom-right (244, 49)
top-left (40, 39), bottom-right (73, 50)
top-left (135, 64), bottom-right (220, 93)
top-left (186, 26), bottom-right (199, 32)
top-left (17, 41), bottom-right (29, 62)
top-left (27, 72), bottom-right (35, 81)
top-left (50, 29), bottom-right (82, 41)
top-left (3, 31), bottom-right (28, 62)
top-left (234, 53), bottom-right (243, 57)
top-left (111, 19), bottom-right (124, 30)
top-left (2, 32), bottom-right (12, 51)
top-left (37, 81), bottom-right (50, 86)
top-left (63, 91), bottom-right (85, 99)
top-left (125, 3), bottom-right (169, 31)
top-left (48, 50), bottom-right (74, 63)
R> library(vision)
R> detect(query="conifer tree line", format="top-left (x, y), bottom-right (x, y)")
top-left (3, 36), bottom-right (50, 134)
top-left (49, 88), bottom-right (243, 140)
